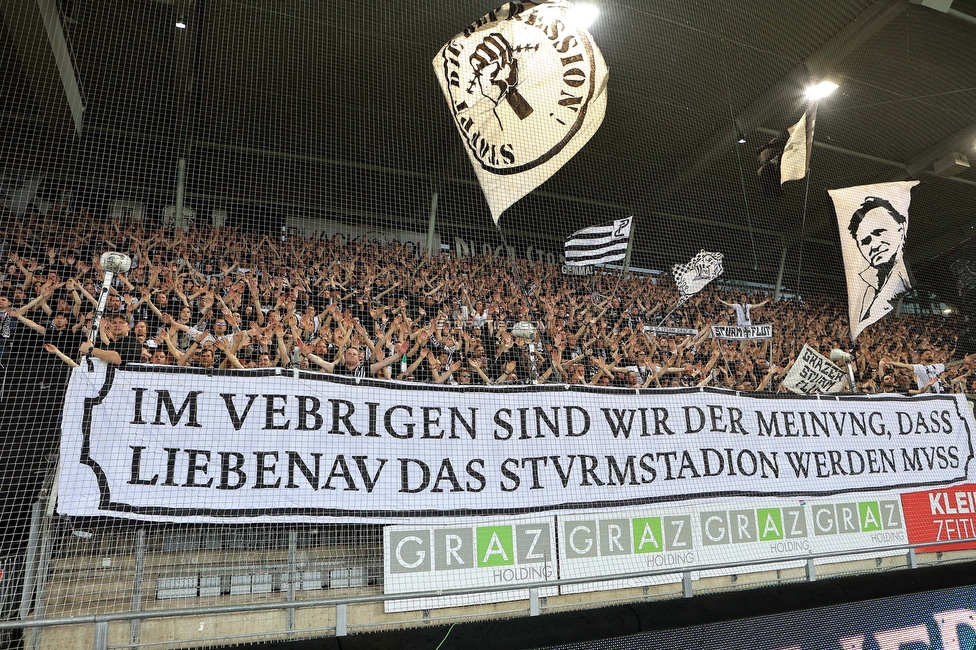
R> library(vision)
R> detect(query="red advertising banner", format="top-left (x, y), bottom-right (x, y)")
top-left (900, 484), bottom-right (976, 552)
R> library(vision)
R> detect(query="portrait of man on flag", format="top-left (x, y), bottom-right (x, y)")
top-left (828, 180), bottom-right (919, 340)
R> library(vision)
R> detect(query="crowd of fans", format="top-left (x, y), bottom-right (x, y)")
top-left (1, 205), bottom-right (974, 566)
top-left (1, 211), bottom-right (974, 397)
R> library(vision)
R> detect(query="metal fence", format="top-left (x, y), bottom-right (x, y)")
top-left (6, 500), bottom-right (976, 650)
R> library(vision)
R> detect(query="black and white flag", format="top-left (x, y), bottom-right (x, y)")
top-left (433, 2), bottom-right (609, 224)
top-left (828, 181), bottom-right (918, 341)
top-left (672, 249), bottom-right (724, 299)
top-left (780, 105), bottom-right (817, 184)
top-left (783, 344), bottom-right (848, 394)
top-left (756, 106), bottom-right (817, 195)
top-left (564, 217), bottom-right (632, 267)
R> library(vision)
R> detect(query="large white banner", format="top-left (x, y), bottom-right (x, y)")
top-left (828, 181), bottom-right (918, 340)
top-left (433, 2), bottom-right (609, 223)
top-left (58, 363), bottom-right (975, 523)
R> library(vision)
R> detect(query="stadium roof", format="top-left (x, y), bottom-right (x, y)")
top-left (2, 0), bottom-right (975, 303)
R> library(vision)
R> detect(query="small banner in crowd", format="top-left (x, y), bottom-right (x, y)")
top-left (672, 250), bottom-right (725, 300)
top-left (828, 181), bottom-right (919, 341)
top-left (561, 263), bottom-right (595, 276)
top-left (711, 324), bottom-right (773, 340)
top-left (564, 217), bottom-right (632, 267)
top-left (433, 2), bottom-right (609, 223)
top-left (57, 363), bottom-right (975, 524)
top-left (643, 326), bottom-right (699, 337)
top-left (783, 344), bottom-right (848, 394)
top-left (780, 106), bottom-right (817, 184)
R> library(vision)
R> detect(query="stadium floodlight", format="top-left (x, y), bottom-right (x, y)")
top-left (87, 252), bottom-right (133, 348)
top-left (805, 81), bottom-right (839, 101)
top-left (566, 3), bottom-right (600, 29)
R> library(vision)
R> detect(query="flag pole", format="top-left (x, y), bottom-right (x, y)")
top-left (659, 296), bottom-right (689, 325)
top-left (602, 215), bottom-right (635, 308)
top-left (787, 102), bottom-right (819, 357)
top-left (492, 221), bottom-right (560, 383)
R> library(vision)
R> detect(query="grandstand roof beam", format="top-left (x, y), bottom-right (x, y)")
top-left (670, 0), bottom-right (909, 191)
top-left (905, 122), bottom-right (976, 178)
top-left (1, 0), bottom-right (86, 135)
top-left (754, 126), bottom-right (976, 189)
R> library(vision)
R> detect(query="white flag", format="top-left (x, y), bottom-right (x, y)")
top-left (564, 217), bottom-right (631, 266)
top-left (783, 345), bottom-right (848, 394)
top-left (433, 2), bottom-right (609, 223)
top-left (672, 250), bottom-right (724, 299)
top-left (828, 181), bottom-right (918, 340)
top-left (780, 106), bottom-right (817, 184)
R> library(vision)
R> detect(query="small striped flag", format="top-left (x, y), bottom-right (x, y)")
top-left (564, 217), bottom-right (632, 267)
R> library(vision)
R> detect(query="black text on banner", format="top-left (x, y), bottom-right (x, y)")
top-left (711, 324), bottom-right (774, 340)
top-left (56, 364), bottom-right (976, 523)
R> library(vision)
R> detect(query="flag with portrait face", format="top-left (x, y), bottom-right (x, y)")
top-left (828, 181), bottom-right (919, 340)
top-left (433, 2), bottom-right (609, 223)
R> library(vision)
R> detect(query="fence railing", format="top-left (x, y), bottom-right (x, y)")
top-left (4, 536), bottom-right (976, 650)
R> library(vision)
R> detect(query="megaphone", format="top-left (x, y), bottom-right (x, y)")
top-left (830, 349), bottom-right (857, 393)
top-left (511, 321), bottom-right (538, 342)
top-left (99, 251), bottom-right (132, 274)
top-left (830, 349), bottom-right (852, 363)
top-left (87, 251), bottom-right (134, 353)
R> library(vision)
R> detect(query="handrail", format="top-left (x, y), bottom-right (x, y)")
top-left (2, 537), bottom-right (974, 631)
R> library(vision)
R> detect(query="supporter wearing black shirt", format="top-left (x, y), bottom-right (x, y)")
top-left (80, 314), bottom-right (143, 366)
top-left (1, 310), bottom-right (80, 553)
top-left (43, 313), bottom-right (84, 381)
top-left (350, 295), bottom-right (374, 333)
top-left (2, 309), bottom-right (84, 393)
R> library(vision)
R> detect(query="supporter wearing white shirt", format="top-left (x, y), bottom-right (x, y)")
top-left (719, 294), bottom-right (770, 327)
top-left (912, 362), bottom-right (945, 393)
top-left (883, 351), bottom-right (972, 394)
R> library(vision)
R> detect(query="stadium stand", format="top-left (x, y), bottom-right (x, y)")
top-left (2, 0), bottom-right (976, 648)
